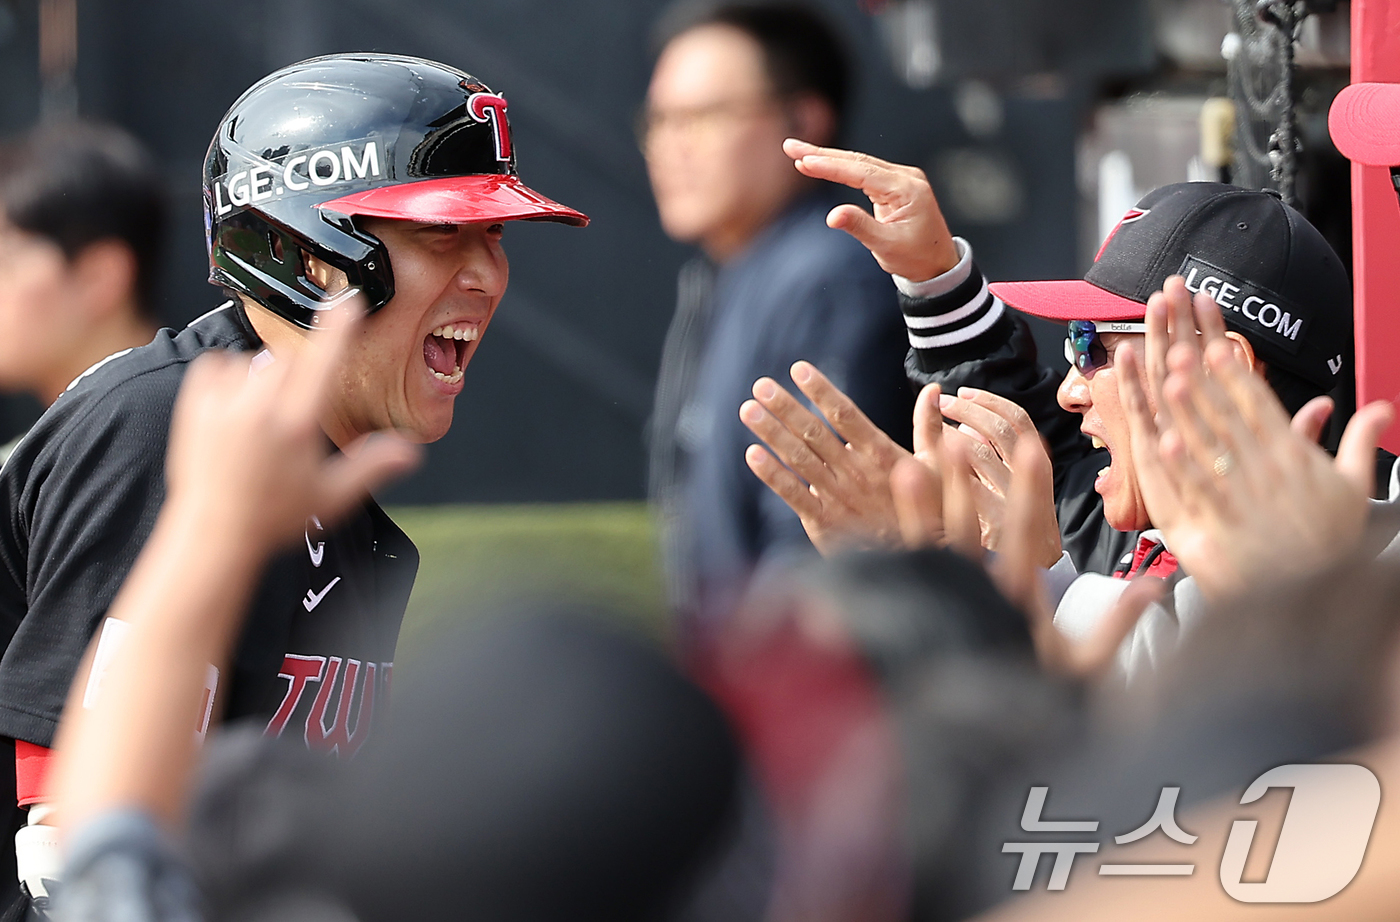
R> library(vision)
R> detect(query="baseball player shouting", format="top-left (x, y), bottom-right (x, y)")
top-left (0, 53), bottom-right (586, 912)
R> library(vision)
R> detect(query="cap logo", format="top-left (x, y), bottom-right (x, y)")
top-left (1094, 208), bottom-right (1151, 262)
top-left (467, 92), bottom-right (512, 162)
top-left (1179, 256), bottom-right (1304, 355)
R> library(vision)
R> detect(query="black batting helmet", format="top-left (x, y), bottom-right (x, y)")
top-left (203, 53), bottom-right (587, 330)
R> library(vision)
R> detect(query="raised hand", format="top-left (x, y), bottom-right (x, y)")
top-left (784, 139), bottom-right (959, 282)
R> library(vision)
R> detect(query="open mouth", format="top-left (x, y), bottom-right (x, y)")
top-left (423, 323), bottom-right (479, 386)
top-left (1086, 433), bottom-right (1111, 481)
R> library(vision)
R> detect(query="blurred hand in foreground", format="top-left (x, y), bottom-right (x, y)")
top-left (783, 139), bottom-right (959, 282)
top-left (1117, 288), bottom-right (1392, 601)
top-left (167, 303), bottom-right (421, 552)
top-left (54, 302), bottom-right (420, 832)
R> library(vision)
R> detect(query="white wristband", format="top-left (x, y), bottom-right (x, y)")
top-left (16, 807), bottom-right (61, 900)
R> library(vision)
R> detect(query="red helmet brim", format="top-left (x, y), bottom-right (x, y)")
top-left (318, 174), bottom-right (589, 227)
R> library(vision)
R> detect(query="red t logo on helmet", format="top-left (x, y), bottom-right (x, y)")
top-left (468, 92), bottom-right (512, 162)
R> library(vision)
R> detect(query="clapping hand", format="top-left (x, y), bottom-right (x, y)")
top-left (990, 440), bottom-right (1161, 679)
top-left (1116, 281), bottom-right (1393, 600)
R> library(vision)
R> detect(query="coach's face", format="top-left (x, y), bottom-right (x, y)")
top-left (643, 24), bottom-right (828, 262)
top-left (326, 217), bottom-right (508, 445)
top-left (1057, 333), bottom-right (1152, 532)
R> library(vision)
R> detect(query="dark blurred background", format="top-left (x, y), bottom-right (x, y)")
top-left (0, 0), bottom-right (1351, 504)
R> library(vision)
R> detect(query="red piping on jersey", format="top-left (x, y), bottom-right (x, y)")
top-left (16, 741), bottom-right (53, 807)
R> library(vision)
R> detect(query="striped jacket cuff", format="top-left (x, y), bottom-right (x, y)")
top-left (893, 236), bottom-right (974, 299)
top-left (898, 239), bottom-right (1007, 357)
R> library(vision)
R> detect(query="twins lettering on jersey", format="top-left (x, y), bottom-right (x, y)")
top-left (262, 522), bottom-right (388, 758)
top-left (213, 140), bottom-right (383, 217)
top-left (266, 653), bottom-right (391, 758)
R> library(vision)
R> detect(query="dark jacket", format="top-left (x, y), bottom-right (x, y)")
top-left (650, 191), bottom-right (914, 638)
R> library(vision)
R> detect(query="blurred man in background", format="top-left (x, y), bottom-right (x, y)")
top-left (643, 1), bottom-right (914, 642)
top-left (0, 122), bottom-right (165, 459)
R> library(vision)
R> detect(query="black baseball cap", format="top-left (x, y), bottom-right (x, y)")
top-left (990, 182), bottom-right (1353, 390)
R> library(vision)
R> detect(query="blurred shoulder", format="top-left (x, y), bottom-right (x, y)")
top-left (774, 194), bottom-right (887, 277)
top-left (55, 302), bottom-right (255, 413)
top-left (6, 302), bottom-right (261, 473)
top-left (738, 199), bottom-right (890, 320)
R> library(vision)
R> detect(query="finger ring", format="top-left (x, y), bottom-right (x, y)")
top-left (1212, 452), bottom-right (1233, 477)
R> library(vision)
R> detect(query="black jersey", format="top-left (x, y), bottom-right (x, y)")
top-left (0, 301), bottom-right (418, 754)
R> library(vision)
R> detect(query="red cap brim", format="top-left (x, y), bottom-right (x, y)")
top-left (1329, 83), bottom-right (1400, 167)
top-left (988, 279), bottom-right (1146, 322)
top-left (319, 174), bottom-right (589, 227)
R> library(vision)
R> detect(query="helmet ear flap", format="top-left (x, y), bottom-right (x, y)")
top-left (299, 246), bottom-right (349, 299)
top-left (209, 211), bottom-right (394, 328)
top-left (321, 212), bottom-right (395, 313)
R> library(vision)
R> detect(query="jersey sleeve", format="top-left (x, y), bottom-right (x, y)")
top-left (896, 240), bottom-right (1088, 482)
top-left (0, 373), bottom-right (175, 747)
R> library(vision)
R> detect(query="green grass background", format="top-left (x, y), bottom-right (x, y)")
top-left (387, 502), bottom-right (672, 660)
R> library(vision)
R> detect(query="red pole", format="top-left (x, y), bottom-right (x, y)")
top-left (1352, 0), bottom-right (1400, 450)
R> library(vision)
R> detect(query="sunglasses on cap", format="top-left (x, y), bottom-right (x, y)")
top-left (1064, 320), bottom-right (1149, 373)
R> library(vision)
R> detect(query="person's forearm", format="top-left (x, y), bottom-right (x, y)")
top-left (51, 500), bottom-right (268, 835)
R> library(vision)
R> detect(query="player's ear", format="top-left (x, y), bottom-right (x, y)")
top-left (71, 240), bottom-right (139, 318)
top-left (1223, 331), bottom-right (1256, 372)
top-left (301, 251), bottom-right (350, 298)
